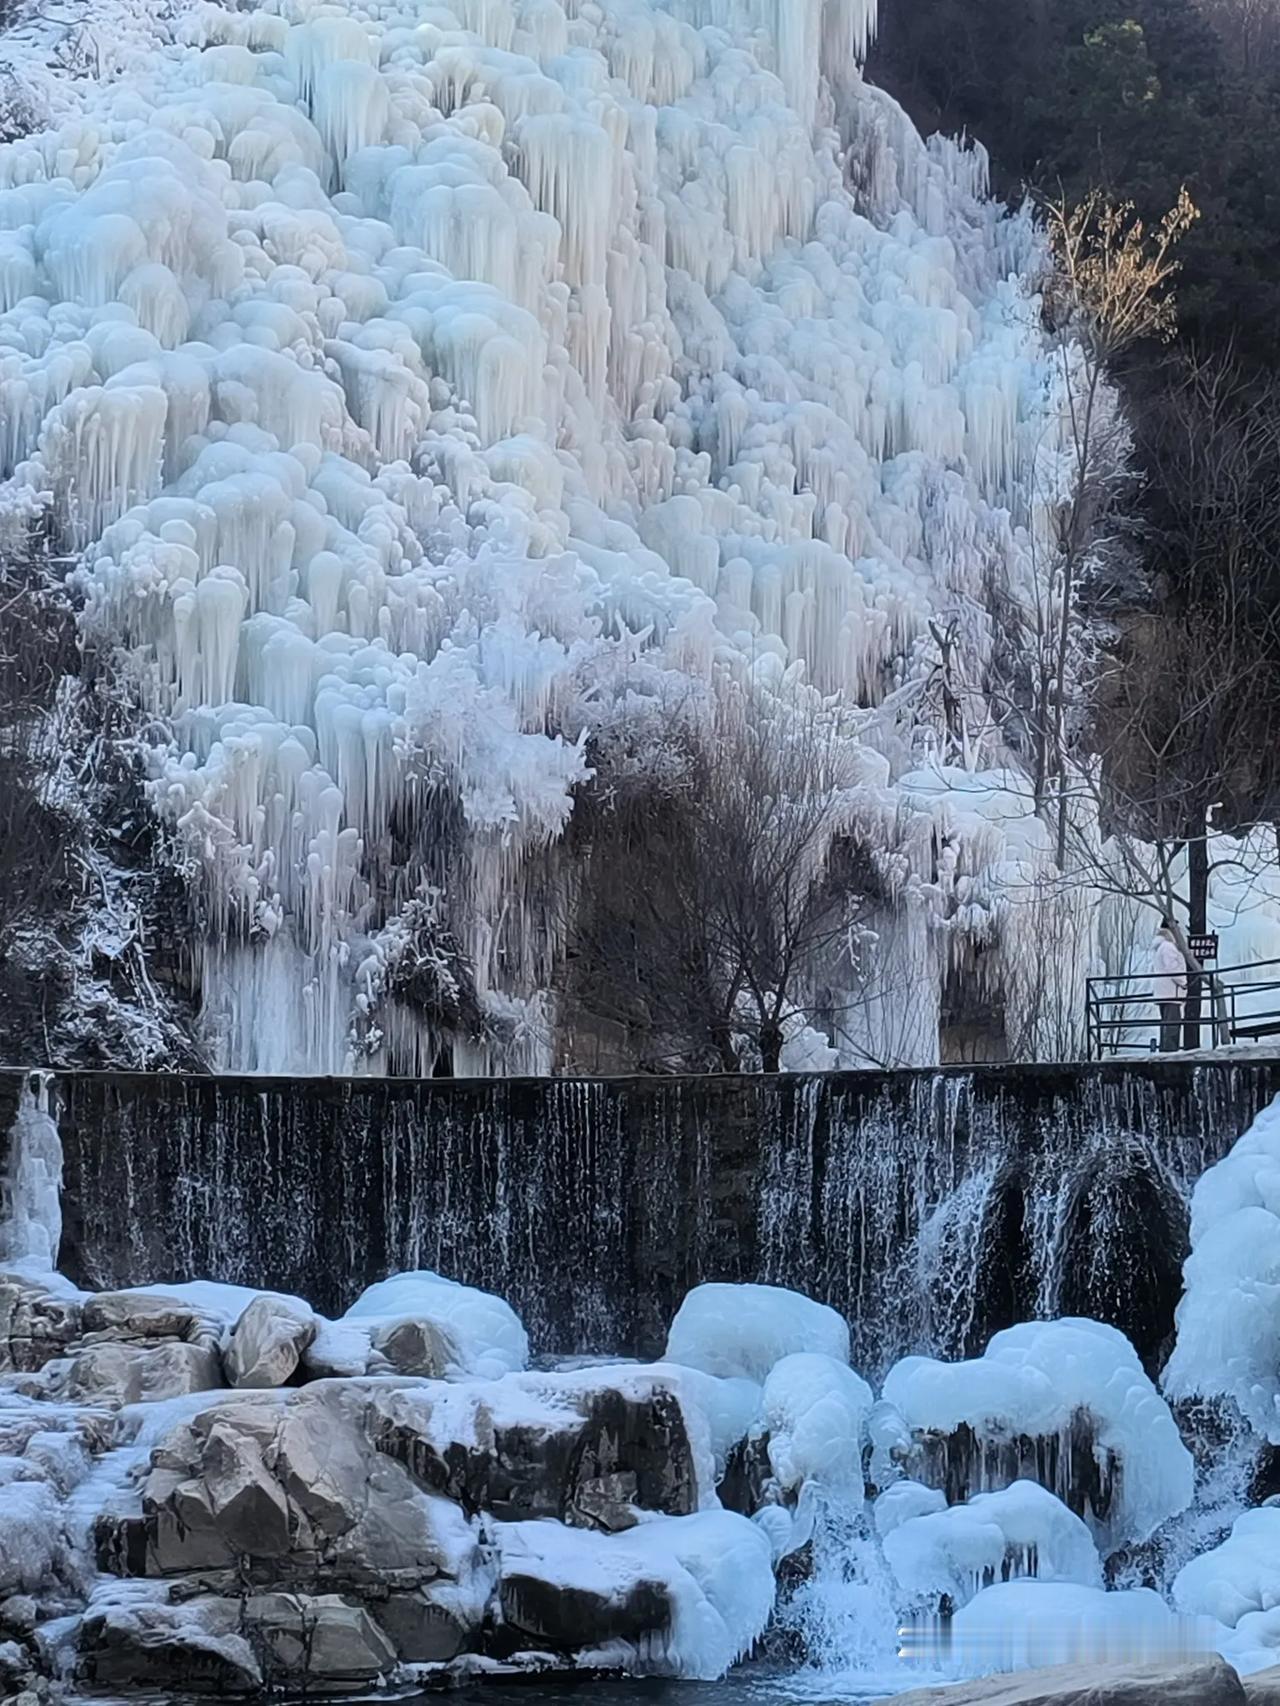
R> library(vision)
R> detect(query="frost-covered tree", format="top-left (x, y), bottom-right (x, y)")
top-left (562, 684), bottom-right (885, 1074)
top-left (0, 532), bottom-right (78, 973)
top-left (0, 519), bottom-right (200, 1070)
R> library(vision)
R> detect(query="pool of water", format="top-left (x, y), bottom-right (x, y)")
top-left (72, 1658), bottom-right (949, 1706)
top-left (400, 1664), bottom-right (946, 1706)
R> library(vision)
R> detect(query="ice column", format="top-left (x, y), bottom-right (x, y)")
top-left (0, 1073), bottom-right (63, 1272)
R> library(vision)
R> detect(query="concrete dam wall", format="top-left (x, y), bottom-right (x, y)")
top-left (3, 1061), bottom-right (1277, 1373)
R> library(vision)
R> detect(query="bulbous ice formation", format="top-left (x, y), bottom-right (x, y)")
top-left (0, 0), bottom-right (1074, 1072)
top-left (1162, 1095), bottom-right (1280, 1442)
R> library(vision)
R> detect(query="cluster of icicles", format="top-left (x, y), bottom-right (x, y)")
top-left (0, 0), bottom-right (1070, 1072)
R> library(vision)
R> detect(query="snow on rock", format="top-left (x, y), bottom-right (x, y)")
top-left (874, 1478), bottom-right (947, 1538)
top-left (882, 1319), bottom-right (1194, 1552)
top-left (370, 1360), bottom-right (727, 1523)
top-left (1162, 1097), bottom-right (1280, 1441)
top-left (661, 1367), bottom-right (763, 1483)
top-left (0, 0), bottom-right (1072, 1075)
top-left (108, 1280), bottom-right (309, 1331)
top-left (665, 1283), bottom-right (850, 1383)
top-left (81, 1595), bottom-right (266, 1695)
top-left (946, 1580), bottom-right (1218, 1676)
top-left (1172, 1508), bottom-right (1280, 1631)
top-left (882, 1481), bottom-right (1102, 1608)
top-left (761, 1351), bottom-right (873, 1495)
top-left (495, 1510), bottom-right (775, 1679)
top-left (0, 1479), bottom-right (64, 1595)
top-left (223, 1293), bottom-right (318, 1389)
top-left (338, 1270), bottom-right (529, 1380)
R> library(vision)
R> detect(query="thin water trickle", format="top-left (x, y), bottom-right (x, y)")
top-left (34, 1062), bottom-right (1280, 1371)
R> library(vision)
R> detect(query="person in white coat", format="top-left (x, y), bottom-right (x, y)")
top-left (1152, 919), bottom-right (1188, 1053)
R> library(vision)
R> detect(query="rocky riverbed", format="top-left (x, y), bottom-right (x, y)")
top-left (2, 1260), bottom-right (1277, 1705)
top-left (0, 1266), bottom-right (795, 1695)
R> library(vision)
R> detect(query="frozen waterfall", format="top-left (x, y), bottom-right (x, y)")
top-left (0, 1073), bottom-right (62, 1272)
top-left (0, 0), bottom-right (1079, 1074)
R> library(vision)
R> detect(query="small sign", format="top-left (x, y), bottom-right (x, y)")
top-left (1189, 933), bottom-right (1219, 964)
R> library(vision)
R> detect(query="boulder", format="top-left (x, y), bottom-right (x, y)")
top-left (340, 1272), bottom-right (528, 1380)
top-left (328, 1454), bottom-right (465, 1583)
top-left (224, 1296), bottom-right (316, 1390)
top-left (81, 1599), bottom-right (262, 1693)
top-left (880, 1323), bottom-right (1194, 1556)
top-left (244, 1593), bottom-right (395, 1688)
top-left (269, 1386), bottom-right (369, 1539)
top-left (376, 1586), bottom-right (476, 1663)
top-left (0, 1275), bottom-right (81, 1373)
top-left (497, 1561), bottom-right (667, 1657)
top-left (173, 1420), bottom-right (293, 1561)
top-left (881, 1656), bottom-right (1246, 1705)
top-left (0, 1594), bottom-right (37, 1635)
top-left (370, 1316), bottom-right (456, 1377)
top-left (1246, 1666), bottom-right (1280, 1704)
top-left (65, 1340), bottom-right (223, 1406)
top-left (494, 1509), bottom-right (774, 1678)
top-left (0, 1637), bottom-right (28, 1686)
top-left (137, 1385), bottom-right (489, 1606)
top-left (131, 1402), bottom-right (295, 1576)
top-left (0, 1410), bottom-right (109, 1494)
top-left (370, 1368), bottom-right (700, 1529)
top-left (80, 1291), bottom-right (209, 1344)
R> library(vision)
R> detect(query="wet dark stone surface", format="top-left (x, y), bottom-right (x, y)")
top-left (3, 1059), bottom-right (1277, 1369)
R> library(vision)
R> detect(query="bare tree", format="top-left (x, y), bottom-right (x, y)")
top-left (1033, 187), bottom-right (1199, 863)
top-left (1195, 0), bottom-right (1280, 74)
top-left (1096, 351), bottom-right (1280, 1040)
top-left (561, 683), bottom-right (885, 1073)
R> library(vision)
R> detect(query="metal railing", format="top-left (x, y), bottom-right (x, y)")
top-left (1085, 956), bottom-right (1280, 1060)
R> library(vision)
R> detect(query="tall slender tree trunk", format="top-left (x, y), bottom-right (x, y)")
top-left (712, 1023), bottom-right (739, 1074)
top-left (760, 1022), bottom-right (783, 1073)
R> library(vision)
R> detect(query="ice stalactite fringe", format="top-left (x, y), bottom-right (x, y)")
top-left (0, 1073), bottom-right (63, 1272)
top-left (0, 0), bottom-right (1085, 1073)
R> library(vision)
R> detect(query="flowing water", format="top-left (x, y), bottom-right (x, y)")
top-left (17, 1059), bottom-right (1278, 1371)
top-left (6, 1061), bottom-right (1276, 1703)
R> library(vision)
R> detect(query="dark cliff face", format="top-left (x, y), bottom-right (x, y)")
top-left (6, 1060), bottom-right (1279, 1374)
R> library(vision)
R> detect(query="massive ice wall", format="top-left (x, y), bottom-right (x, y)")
top-left (0, 0), bottom-right (1066, 1072)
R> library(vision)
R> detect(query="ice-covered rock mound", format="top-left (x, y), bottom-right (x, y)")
top-left (881, 1480), bottom-right (1103, 1609)
top-left (0, 0), bottom-right (1068, 1073)
top-left (1163, 1096), bottom-right (1280, 1442)
top-left (881, 1319), bottom-right (1195, 1553)
top-left (4, 1257), bottom-right (1280, 1695)
top-left (666, 1279), bottom-right (852, 1379)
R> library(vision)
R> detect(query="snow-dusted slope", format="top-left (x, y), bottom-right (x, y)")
top-left (0, 0), bottom-right (1063, 1072)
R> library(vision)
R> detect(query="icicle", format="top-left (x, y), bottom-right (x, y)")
top-left (5, 0), bottom-right (1065, 1076)
top-left (0, 1075), bottom-right (63, 1273)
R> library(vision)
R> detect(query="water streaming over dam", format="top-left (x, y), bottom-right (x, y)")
top-left (3, 1061), bottom-right (1276, 1374)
